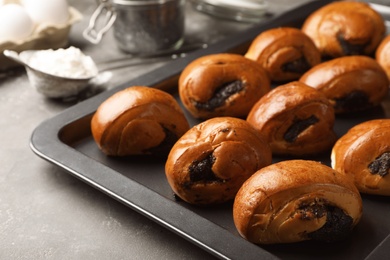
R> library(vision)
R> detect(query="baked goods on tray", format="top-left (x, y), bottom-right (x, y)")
top-left (86, 1), bottom-right (390, 252)
top-left (178, 53), bottom-right (270, 119)
top-left (247, 81), bottom-right (336, 156)
top-left (376, 34), bottom-right (390, 81)
top-left (301, 1), bottom-right (385, 58)
top-left (245, 27), bottom-right (321, 82)
top-left (233, 160), bottom-right (363, 244)
top-left (165, 117), bottom-right (272, 205)
top-left (299, 55), bottom-right (389, 114)
top-left (91, 86), bottom-right (190, 157)
top-left (331, 119), bottom-right (390, 196)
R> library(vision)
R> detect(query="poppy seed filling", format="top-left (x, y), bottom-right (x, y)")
top-left (187, 153), bottom-right (222, 184)
top-left (368, 152), bottom-right (390, 177)
top-left (194, 80), bottom-right (244, 111)
top-left (282, 57), bottom-right (311, 74)
top-left (284, 115), bottom-right (319, 143)
top-left (146, 126), bottom-right (177, 156)
top-left (337, 33), bottom-right (368, 55)
top-left (298, 199), bottom-right (353, 242)
top-left (334, 90), bottom-right (369, 111)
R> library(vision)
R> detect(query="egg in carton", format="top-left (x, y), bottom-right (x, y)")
top-left (0, 0), bottom-right (82, 70)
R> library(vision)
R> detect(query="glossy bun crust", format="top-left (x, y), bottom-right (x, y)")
top-left (332, 119), bottom-right (390, 196)
top-left (302, 1), bottom-right (385, 58)
top-left (165, 117), bottom-right (272, 205)
top-left (300, 56), bottom-right (389, 114)
top-left (233, 160), bottom-right (363, 244)
top-left (245, 27), bottom-right (321, 82)
top-left (376, 34), bottom-right (390, 81)
top-left (178, 53), bottom-right (270, 119)
top-left (247, 81), bottom-right (336, 156)
top-left (91, 86), bottom-right (190, 156)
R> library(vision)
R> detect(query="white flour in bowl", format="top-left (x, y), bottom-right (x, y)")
top-left (28, 46), bottom-right (98, 78)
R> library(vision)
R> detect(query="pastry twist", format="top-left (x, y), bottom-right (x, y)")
top-left (376, 34), bottom-right (390, 81)
top-left (302, 1), bottom-right (385, 58)
top-left (233, 160), bottom-right (363, 244)
top-left (91, 86), bottom-right (190, 156)
top-left (165, 117), bottom-right (272, 205)
top-left (300, 55), bottom-right (389, 114)
top-left (332, 119), bottom-right (390, 196)
top-left (245, 27), bottom-right (321, 82)
top-left (247, 81), bottom-right (336, 156)
top-left (179, 53), bottom-right (270, 119)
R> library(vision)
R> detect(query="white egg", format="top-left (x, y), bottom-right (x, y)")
top-left (22, 0), bottom-right (70, 26)
top-left (0, 4), bottom-right (34, 42)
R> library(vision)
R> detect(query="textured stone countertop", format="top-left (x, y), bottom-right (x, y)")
top-left (0, 0), bottom-right (388, 259)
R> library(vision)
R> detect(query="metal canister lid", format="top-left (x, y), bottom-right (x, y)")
top-left (191, 0), bottom-right (269, 23)
top-left (113, 0), bottom-right (178, 6)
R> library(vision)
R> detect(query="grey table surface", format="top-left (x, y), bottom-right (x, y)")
top-left (0, 0), bottom-right (388, 259)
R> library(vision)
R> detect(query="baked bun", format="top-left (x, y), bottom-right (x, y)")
top-left (331, 119), bottom-right (390, 196)
top-left (233, 160), bottom-right (363, 244)
top-left (178, 53), bottom-right (270, 119)
top-left (246, 81), bottom-right (336, 156)
top-left (300, 55), bottom-right (389, 114)
top-left (165, 117), bottom-right (272, 205)
top-left (245, 27), bottom-right (321, 82)
top-left (91, 86), bottom-right (190, 156)
top-left (376, 34), bottom-right (390, 81)
top-left (302, 1), bottom-right (385, 58)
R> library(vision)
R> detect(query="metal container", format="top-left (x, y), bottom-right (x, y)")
top-left (84, 0), bottom-right (185, 54)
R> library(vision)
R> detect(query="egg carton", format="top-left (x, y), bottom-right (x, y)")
top-left (0, 1), bottom-right (82, 71)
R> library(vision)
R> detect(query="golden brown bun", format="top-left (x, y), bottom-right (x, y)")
top-left (91, 86), bottom-right (190, 156)
top-left (376, 34), bottom-right (390, 81)
top-left (302, 1), bottom-right (385, 58)
top-left (246, 81), bottom-right (336, 156)
top-left (233, 160), bottom-right (363, 244)
top-left (300, 55), bottom-right (389, 114)
top-left (331, 119), bottom-right (390, 196)
top-left (178, 53), bottom-right (270, 119)
top-left (245, 27), bottom-right (321, 82)
top-left (165, 117), bottom-right (272, 205)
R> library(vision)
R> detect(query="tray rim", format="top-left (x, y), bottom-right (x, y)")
top-left (29, 1), bottom-right (389, 259)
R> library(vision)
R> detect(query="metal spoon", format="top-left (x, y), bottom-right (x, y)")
top-left (3, 42), bottom-right (207, 98)
top-left (96, 42), bottom-right (208, 72)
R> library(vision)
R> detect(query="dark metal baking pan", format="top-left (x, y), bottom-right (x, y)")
top-left (30, 1), bottom-right (390, 259)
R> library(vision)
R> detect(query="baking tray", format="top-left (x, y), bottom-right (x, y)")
top-left (30, 1), bottom-right (390, 259)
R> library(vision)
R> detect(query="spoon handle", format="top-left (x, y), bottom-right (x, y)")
top-left (96, 43), bottom-right (208, 71)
